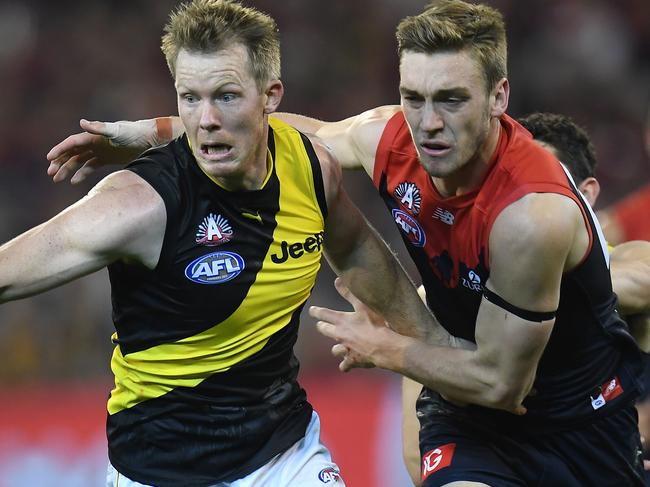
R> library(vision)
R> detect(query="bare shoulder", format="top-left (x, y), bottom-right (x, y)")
top-left (491, 193), bottom-right (581, 248)
top-left (89, 170), bottom-right (165, 216)
top-left (348, 105), bottom-right (401, 154)
top-left (489, 193), bottom-right (585, 300)
top-left (70, 170), bottom-right (167, 266)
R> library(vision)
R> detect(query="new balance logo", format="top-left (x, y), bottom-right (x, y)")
top-left (433, 207), bottom-right (454, 225)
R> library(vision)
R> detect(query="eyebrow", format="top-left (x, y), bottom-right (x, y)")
top-left (399, 87), bottom-right (471, 99)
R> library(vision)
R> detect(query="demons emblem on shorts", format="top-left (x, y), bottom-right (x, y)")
top-left (394, 181), bottom-right (422, 215)
top-left (196, 213), bottom-right (233, 246)
top-left (422, 443), bottom-right (456, 481)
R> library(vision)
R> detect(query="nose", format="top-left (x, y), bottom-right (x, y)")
top-left (199, 101), bottom-right (222, 131)
top-left (421, 102), bottom-right (444, 133)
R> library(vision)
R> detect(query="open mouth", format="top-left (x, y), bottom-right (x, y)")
top-left (200, 143), bottom-right (233, 159)
top-left (421, 141), bottom-right (452, 157)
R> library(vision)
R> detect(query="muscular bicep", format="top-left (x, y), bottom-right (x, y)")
top-left (0, 171), bottom-right (166, 302)
top-left (472, 193), bottom-right (583, 402)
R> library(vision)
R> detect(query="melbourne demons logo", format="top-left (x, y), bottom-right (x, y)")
top-left (318, 467), bottom-right (341, 483)
top-left (392, 209), bottom-right (426, 247)
top-left (422, 443), bottom-right (456, 482)
top-left (394, 181), bottom-right (422, 215)
top-left (196, 213), bottom-right (233, 246)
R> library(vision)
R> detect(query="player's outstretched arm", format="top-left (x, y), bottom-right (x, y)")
top-left (0, 171), bottom-right (166, 303)
top-left (312, 136), bottom-right (448, 348)
top-left (46, 117), bottom-right (184, 184)
top-left (274, 105), bottom-right (400, 175)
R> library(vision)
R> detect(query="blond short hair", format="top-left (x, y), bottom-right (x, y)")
top-left (161, 0), bottom-right (281, 92)
top-left (396, 0), bottom-right (507, 92)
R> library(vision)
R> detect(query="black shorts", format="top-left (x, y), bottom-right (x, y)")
top-left (418, 393), bottom-right (645, 487)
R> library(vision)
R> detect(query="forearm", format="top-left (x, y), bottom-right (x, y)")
top-left (325, 224), bottom-right (449, 344)
top-left (273, 113), bottom-right (325, 135)
top-left (0, 223), bottom-right (107, 303)
top-left (385, 335), bottom-right (527, 411)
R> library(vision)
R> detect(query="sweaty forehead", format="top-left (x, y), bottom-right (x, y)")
top-left (399, 50), bottom-right (484, 94)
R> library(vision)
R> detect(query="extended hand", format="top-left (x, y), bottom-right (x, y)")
top-left (46, 118), bottom-right (158, 183)
top-left (310, 278), bottom-right (408, 372)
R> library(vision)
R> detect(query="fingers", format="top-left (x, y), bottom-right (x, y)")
top-left (50, 151), bottom-right (93, 183)
top-left (80, 118), bottom-right (118, 138)
top-left (315, 319), bottom-right (338, 340)
top-left (47, 132), bottom-right (93, 161)
top-left (334, 277), bottom-right (364, 309)
top-left (309, 305), bottom-right (346, 325)
top-left (70, 157), bottom-right (99, 185)
top-left (332, 343), bottom-right (348, 357)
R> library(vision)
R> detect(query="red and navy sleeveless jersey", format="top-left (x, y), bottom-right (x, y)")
top-left (374, 112), bottom-right (643, 429)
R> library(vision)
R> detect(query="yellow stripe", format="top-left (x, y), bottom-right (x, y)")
top-left (108, 119), bottom-right (324, 414)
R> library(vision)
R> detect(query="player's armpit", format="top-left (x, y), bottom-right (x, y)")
top-left (0, 170), bottom-right (166, 303)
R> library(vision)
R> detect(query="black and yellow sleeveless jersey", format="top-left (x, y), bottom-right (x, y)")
top-left (106, 118), bottom-right (327, 486)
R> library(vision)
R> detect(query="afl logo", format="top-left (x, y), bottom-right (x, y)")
top-left (318, 467), bottom-right (341, 483)
top-left (392, 209), bottom-right (426, 247)
top-left (184, 251), bottom-right (245, 284)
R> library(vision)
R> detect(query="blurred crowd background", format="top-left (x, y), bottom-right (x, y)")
top-left (0, 0), bottom-right (648, 388)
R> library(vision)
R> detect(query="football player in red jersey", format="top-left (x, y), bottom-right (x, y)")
top-left (46, 1), bottom-right (646, 486)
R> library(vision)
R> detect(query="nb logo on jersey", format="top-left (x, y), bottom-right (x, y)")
top-left (433, 207), bottom-right (454, 225)
top-left (271, 232), bottom-right (324, 263)
top-left (394, 181), bottom-right (422, 215)
top-left (184, 251), bottom-right (245, 284)
top-left (461, 270), bottom-right (482, 292)
top-left (196, 213), bottom-right (233, 246)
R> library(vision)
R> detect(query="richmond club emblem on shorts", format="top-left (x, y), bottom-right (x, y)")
top-left (394, 181), bottom-right (422, 215)
top-left (318, 466), bottom-right (341, 483)
top-left (196, 213), bottom-right (233, 246)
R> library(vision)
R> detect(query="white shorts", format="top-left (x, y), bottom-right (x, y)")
top-left (106, 411), bottom-right (345, 486)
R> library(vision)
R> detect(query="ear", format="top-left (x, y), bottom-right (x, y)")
top-left (263, 79), bottom-right (284, 114)
top-left (578, 177), bottom-right (601, 207)
top-left (490, 78), bottom-right (509, 118)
